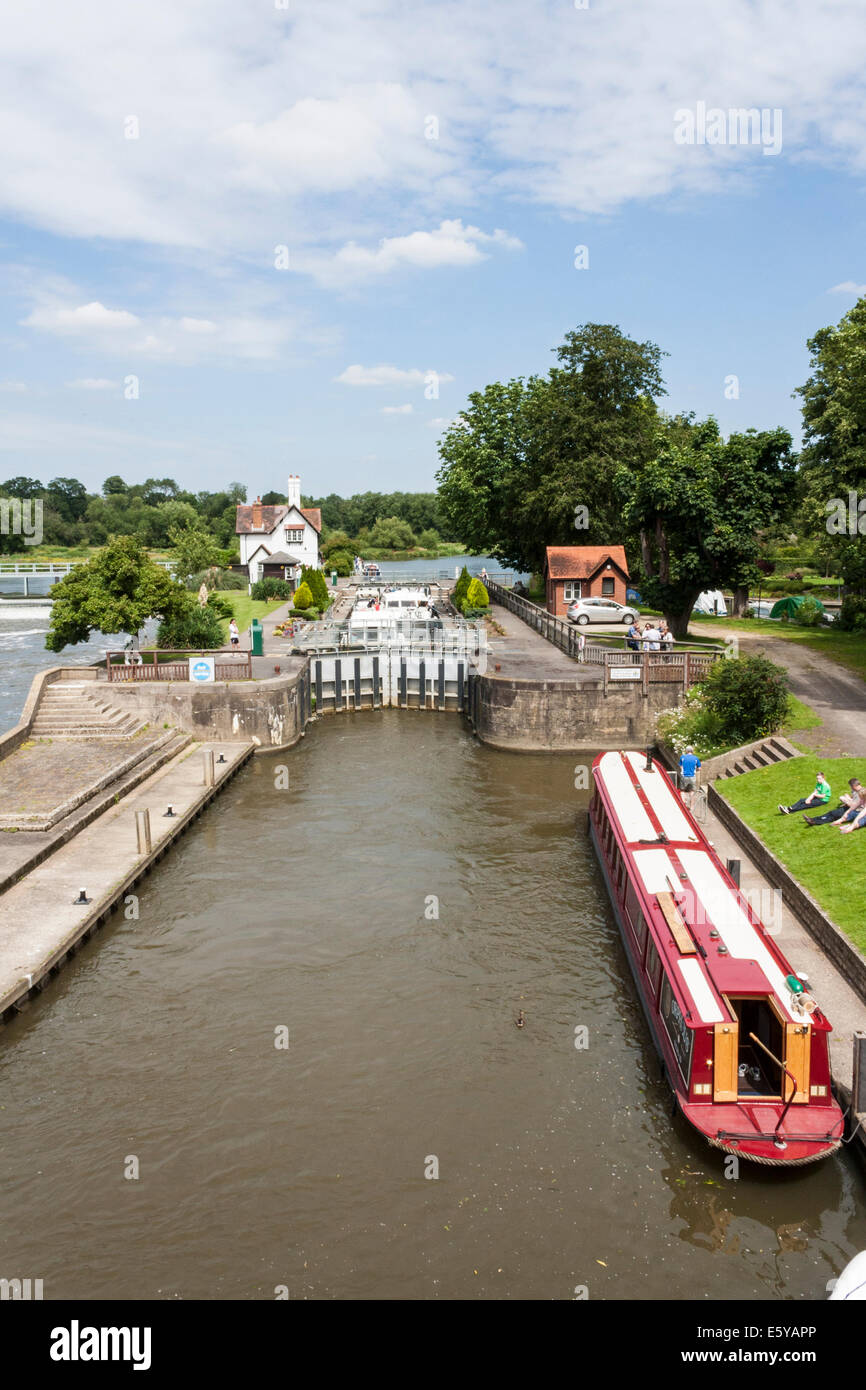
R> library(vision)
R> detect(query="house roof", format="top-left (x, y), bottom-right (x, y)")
top-left (236, 498), bottom-right (322, 535)
top-left (544, 545), bottom-right (629, 580)
top-left (258, 550), bottom-right (303, 566)
top-left (236, 504), bottom-right (288, 535)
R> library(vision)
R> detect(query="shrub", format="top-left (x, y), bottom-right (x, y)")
top-left (292, 581), bottom-right (313, 610)
top-left (290, 606), bottom-right (319, 620)
top-left (251, 577), bottom-right (293, 600)
top-left (301, 566), bottom-right (330, 611)
top-left (466, 577), bottom-right (489, 610)
top-left (206, 592), bottom-right (234, 619)
top-left (699, 653), bottom-right (789, 744)
top-left (453, 565), bottom-right (471, 611)
top-left (327, 549), bottom-right (353, 577)
top-left (794, 595), bottom-right (823, 627)
top-left (156, 599), bottom-right (224, 650)
top-left (655, 687), bottom-right (725, 757)
top-left (836, 595), bottom-right (866, 632)
top-left (213, 570), bottom-right (247, 590)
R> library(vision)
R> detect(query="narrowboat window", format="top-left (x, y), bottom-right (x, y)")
top-left (660, 974), bottom-right (693, 1081)
top-left (645, 936), bottom-right (660, 994)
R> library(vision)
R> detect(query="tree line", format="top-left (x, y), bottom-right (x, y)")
top-left (435, 306), bottom-right (866, 637)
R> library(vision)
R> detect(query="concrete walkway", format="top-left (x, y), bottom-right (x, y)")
top-left (0, 740), bottom-right (252, 1016)
top-left (691, 622), bottom-right (866, 758)
top-left (486, 603), bottom-right (602, 681)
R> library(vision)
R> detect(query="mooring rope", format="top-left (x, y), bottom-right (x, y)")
top-left (707, 1136), bottom-right (843, 1166)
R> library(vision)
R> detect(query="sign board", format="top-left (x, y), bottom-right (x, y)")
top-left (189, 656), bottom-right (216, 683)
top-left (609, 666), bottom-right (641, 681)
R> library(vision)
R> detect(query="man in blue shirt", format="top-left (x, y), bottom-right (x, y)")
top-left (679, 747), bottom-right (701, 802)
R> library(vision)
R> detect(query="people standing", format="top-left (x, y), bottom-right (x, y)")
top-left (229, 618), bottom-right (240, 647)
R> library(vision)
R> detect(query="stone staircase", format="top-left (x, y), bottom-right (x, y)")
top-left (29, 682), bottom-right (146, 740)
top-left (716, 736), bottom-right (801, 779)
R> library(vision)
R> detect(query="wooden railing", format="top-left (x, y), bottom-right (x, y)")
top-left (106, 649), bottom-right (252, 682)
top-left (486, 582), bottom-right (721, 689)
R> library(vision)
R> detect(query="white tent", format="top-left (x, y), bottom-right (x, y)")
top-left (692, 589), bottom-right (727, 616)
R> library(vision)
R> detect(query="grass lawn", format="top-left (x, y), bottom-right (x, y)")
top-left (691, 616), bottom-right (866, 681)
top-left (215, 591), bottom-right (287, 635)
top-left (782, 693), bottom-right (823, 750)
top-left (717, 756), bottom-right (866, 953)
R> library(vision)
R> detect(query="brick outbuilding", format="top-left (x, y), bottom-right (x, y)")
top-left (544, 545), bottom-right (630, 618)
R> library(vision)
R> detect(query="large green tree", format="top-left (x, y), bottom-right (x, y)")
top-left (46, 535), bottom-right (188, 651)
top-left (436, 324), bottom-right (667, 571)
top-left (795, 295), bottom-right (866, 591)
top-left (617, 417), bottom-right (795, 638)
top-left (169, 520), bottom-right (223, 585)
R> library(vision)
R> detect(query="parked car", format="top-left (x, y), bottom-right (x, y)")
top-left (566, 597), bottom-right (638, 625)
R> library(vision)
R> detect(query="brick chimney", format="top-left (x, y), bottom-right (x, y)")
top-left (287, 475), bottom-right (301, 510)
top-left (252, 496), bottom-right (263, 529)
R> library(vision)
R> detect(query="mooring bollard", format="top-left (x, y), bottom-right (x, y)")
top-left (135, 808), bottom-right (152, 855)
top-left (203, 749), bottom-right (215, 788)
top-left (853, 1031), bottom-right (866, 1116)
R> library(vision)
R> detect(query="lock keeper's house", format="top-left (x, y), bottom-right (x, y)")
top-left (544, 545), bottom-right (630, 618)
top-left (235, 476), bottom-right (322, 586)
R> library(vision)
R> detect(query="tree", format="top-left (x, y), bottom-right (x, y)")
top-left (156, 601), bottom-right (224, 650)
top-left (418, 528), bottom-right (440, 549)
top-left (46, 477), bottom-right (89, 522)
top-left (436, 324), bottom-right (667, 571)
top-left (327, 549), bottom-right (353, 577)
top-left (453, 565), bottom-right (471, 611)
top-left (292, 581), bottom-right (313, 610)
top-left (796, 295), bottom-right (866, 591)
top-left (700, 654), bottom-right (790, 744)
top-left (301, 566), bottom-right (330, 610)
top-left (102, 475), bottom-right (128, 496)
top-left (367, 515), bottom-right (417, 549)
top-left (617, 417), bottom-right (795, 638)
top-left (465, 578), bottom-right (489, 610)
top-left (45, 535), bottom-right (187, 651)
top-left (169, 520), bottom-right (223, 585)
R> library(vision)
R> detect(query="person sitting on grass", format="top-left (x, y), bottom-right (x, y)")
top-left (839, 796), bottom-right (866, 834)
top-left (803, 779), bottom-right (863, 826)
top-left (779, 772), bottom-right (831, 815)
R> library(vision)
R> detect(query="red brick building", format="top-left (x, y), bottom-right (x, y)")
top-left (544, 545), bottom-right (630, 617)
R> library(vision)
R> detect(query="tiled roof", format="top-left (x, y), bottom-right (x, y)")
top-left (545, 545), bottom-right (629, 579)
top-left (300, 507), bottom-right (322, 532)
top-left (235, 504), bottom-right (287, 535)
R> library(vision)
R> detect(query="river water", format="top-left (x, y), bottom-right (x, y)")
top-left (0, 708), bottom-right (863, 1300)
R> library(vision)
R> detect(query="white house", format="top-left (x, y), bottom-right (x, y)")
top-left (235, 476), bottom-right (322, 585)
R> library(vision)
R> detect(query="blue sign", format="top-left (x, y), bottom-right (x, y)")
top-left (189, 657), bottom-right (216, 682)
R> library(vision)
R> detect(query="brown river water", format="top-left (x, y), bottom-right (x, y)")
top-left (0, 711), bottom-right (864, 1300)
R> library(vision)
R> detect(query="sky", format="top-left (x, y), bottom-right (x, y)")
top-left (0, 0), bottom-right (865, 501)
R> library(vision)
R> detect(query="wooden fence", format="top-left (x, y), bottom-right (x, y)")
top-left (106, 649), bottom-right (252, 682)
top-left (486, 582), bottom-right (720, 689)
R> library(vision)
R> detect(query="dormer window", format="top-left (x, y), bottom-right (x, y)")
top-left (284, 527), bottom-right (304, 545)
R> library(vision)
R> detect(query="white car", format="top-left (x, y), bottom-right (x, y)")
top-left (566, 597), bottom-right (638, 625)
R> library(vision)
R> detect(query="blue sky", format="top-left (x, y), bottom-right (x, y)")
top-left (1, 0), bottom-right (865, 500)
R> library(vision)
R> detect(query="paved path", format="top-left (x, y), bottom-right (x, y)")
top-left (691, 623), bottom-right (866, 758)
top-left (485, 603), bottom-right (602, 681)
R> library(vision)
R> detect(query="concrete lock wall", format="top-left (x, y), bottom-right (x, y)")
top-left (467, 673), bottom-right (679, 751)
top-left (102, 668), bottom-right (311, 750)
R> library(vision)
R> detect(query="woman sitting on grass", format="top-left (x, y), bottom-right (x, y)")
top-left (839, 795), bottom-right (866, 834)
top-left (779, 772), bottom-right (831, 816)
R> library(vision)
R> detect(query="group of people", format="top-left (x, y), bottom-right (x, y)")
top-left (779, 774), bottom-right (866, 833)
top-left (627, 620), bottom-right (674, 652)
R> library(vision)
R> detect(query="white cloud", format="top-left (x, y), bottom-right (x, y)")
top-left (179, 317), bottom-right (218, 334)
top-left (68, 377), bottom-right (118, 390)
top-left (302, 219), bottom-right (523, 287)
top-left (381, 404), bottom-right (414, 415)
top-left (22, 301), bottom-right (140, 333)
top-left (828, 280), bottom-right (866, 295)
top-left (1, 1), bottom-right (865, 255)
top-left (0, 380), bottom-right (27, 393)
top-left (336, 364), bottom-right (454, 388)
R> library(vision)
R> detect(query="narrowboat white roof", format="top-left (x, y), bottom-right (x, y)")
top-left (594, 750), bottom-right (806, 1028)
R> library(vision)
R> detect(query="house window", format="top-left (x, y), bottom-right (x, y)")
top-left (601, 576), bottom-right (615, 596)
top-left (563, 581), bottom-right (581, 601)
top-left (284, 528), bottom-right (304, 545)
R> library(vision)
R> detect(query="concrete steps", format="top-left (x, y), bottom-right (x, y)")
top-left (30, 683), bottom-right (147, 740)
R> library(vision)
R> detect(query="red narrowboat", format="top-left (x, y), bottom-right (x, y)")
top-left (590, 750), bottom-right (845, 1166)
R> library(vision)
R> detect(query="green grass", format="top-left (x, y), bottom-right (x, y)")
top-left (782, 694), bottom-right (823, 750)
top-left (717, 756), bottom-right (866, 953)
top-left (691, 615), bottom-right (866, 681)
top-left (214, 591), bottom-right (287, 635)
